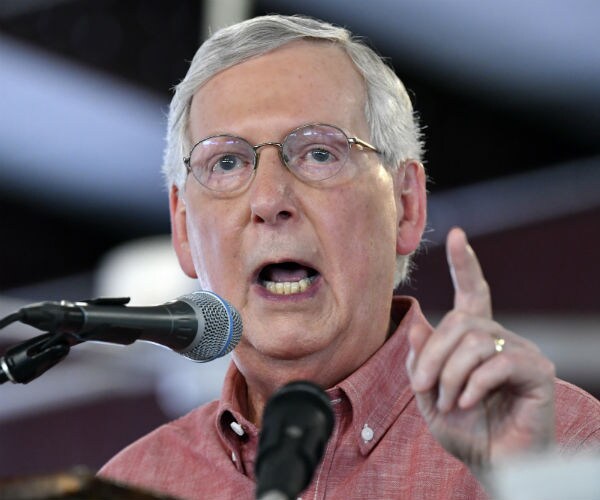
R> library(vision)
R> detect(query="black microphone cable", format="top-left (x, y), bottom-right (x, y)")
top-left (0, 310), bottom-right (24, 330)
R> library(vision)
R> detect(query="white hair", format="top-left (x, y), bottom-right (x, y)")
top-left (163, 14), bottom-right (424, 285)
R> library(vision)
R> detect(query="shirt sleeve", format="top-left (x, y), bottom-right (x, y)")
top-left (554, 378), bottom-right (600, 454)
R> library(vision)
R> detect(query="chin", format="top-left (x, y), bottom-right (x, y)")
top-left (237, 329), bottom-right (333, 362)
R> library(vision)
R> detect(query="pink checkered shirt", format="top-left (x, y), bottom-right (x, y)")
top-left (99, 297), bottom-right (600, 499)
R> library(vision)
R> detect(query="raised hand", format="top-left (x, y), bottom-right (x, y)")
top-left (406, 227), bottom-right (556, 469)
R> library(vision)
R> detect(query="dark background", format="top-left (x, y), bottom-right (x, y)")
top-left (1, 0), bottom-right (598, 301)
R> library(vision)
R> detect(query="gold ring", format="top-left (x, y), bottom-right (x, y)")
top-left (493, 336), bottom-right (505, 353)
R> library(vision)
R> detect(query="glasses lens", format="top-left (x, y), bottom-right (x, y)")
top-left (189, 136), bottom-right (255, 191)
top-left (283, 125), bottom-right (349, 181)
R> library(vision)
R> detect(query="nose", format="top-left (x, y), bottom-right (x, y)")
top-left (248, 145), bottom-right (297, 225)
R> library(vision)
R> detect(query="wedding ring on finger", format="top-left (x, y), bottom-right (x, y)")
top-left (493, 336), bottom-right (506, 353)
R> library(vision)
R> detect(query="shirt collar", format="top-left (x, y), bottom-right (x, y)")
top-left (216, 364), bottom-right (258, 449)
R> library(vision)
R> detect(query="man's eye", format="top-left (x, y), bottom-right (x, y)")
top-left (304, 147), bottom-right (338, 164)
top-left (310, 149), bottom-right (332, 162)
top-left (212, 154), bottom-right (242, 172)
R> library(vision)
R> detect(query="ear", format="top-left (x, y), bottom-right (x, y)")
top-left (169, 185), bottom-right (198, 278)
top-left (394, 160), bottom-right (427, 255)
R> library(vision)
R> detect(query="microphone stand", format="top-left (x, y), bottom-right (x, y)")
top-left (0, 332), bottom-right (71, 384)
top-left (0, 297), bottom-right (138, 385)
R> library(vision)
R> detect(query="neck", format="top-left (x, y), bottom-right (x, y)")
top-left (234, 352), bottom-right (344, 425)
top-left (232, 319), bottom-right (397, 425)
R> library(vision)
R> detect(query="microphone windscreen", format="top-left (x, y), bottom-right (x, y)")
top-left (255, 381), bottom-right (334, 499)
top-left (178, 291), bottom-right (243, 361)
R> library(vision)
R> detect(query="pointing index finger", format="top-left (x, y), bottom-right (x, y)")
top-left (447, 227), bottom-right (492, 319)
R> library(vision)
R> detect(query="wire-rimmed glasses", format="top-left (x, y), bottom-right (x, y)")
top-left (183, 123), bottom-right (380, 192)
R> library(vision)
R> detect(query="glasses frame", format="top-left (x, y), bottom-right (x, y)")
top-left (183, 123), bottom-right (381, 192)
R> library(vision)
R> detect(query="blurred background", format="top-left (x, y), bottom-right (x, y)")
top-left (0, 0), bottom-right (598, 478)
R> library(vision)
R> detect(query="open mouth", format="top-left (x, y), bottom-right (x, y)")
top-left (258, 261), bottom-right (319, 295)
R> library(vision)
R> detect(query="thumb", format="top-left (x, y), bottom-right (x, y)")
top-left (406, 323), bottom-right (431, 382)
top-left (407, 324), bottom-right (438, 418)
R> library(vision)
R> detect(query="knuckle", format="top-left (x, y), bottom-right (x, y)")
top-left (541, 358), bottom-right (556, 379)
top-left (490, 320), bottom-right (505, 332)
top-left (440, 366), bottom-right (458, 387)
top-left (468, 371), bottom-right (488, 393)
top-left (444, 310), bottom-right (469, 328)
top-left (494, 352), bottom-right (513, 371)
top-left (462, 330), bottom-right (481, 350)
top-left (521, 337), bottom-right (542, 354)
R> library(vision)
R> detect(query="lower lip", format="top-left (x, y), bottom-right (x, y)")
top-left (253, 275), bottom-right (322, 301)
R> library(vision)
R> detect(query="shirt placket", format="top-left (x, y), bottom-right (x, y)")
top-left (297, 392), bottom-right (348, 500)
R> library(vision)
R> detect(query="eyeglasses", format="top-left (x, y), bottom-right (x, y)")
top-left (183, 123), bottom-right (380, 193)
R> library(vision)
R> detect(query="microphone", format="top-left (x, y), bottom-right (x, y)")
top-left (14, 291), bottom-right (243, 362)
top-left (1, 291), bottom-right (242, 384)
top-left (255, 381), bottom-right (334, 500)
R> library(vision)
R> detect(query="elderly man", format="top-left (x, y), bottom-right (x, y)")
top-left (100, 14), bottom-right (600, 499)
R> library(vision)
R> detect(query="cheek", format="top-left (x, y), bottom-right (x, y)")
top-left (184, 217), bottom-right (212, 288)
top-left (184, 209), bottom-right (240, 289)
top-left (324, 182), bottom-right (398, 285)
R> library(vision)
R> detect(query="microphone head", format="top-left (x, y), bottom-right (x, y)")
top-left (178, 291), bottom-right (243, 362)
top-left (255, 381), bottom-right (334, 499)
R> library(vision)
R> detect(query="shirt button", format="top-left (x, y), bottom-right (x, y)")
top-left (361, 424), bottom-right (374, 442)
top-left (230, 421), bottom-right (245, 436)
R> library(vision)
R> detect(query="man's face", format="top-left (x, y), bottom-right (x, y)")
top-left (172, 41), bottom-right (423, 385)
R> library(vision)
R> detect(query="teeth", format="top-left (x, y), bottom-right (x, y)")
top-left (264, 277), bottom-right (314, 295)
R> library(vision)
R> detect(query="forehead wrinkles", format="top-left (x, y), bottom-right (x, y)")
top-left (188, 41), bottom-right (369, 140)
